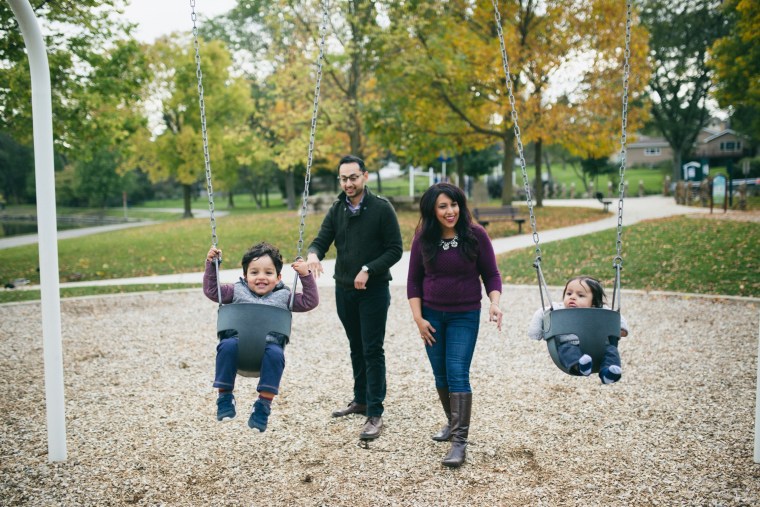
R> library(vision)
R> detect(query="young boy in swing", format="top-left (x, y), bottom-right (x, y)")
top-left (203, 242), bottom-right (319, 431)
top-left (527, 276), bottom-right (629, 384)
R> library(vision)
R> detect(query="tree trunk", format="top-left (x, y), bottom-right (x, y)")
top-left (251, 187), bottom-right (262, 209)
top-left (534, 138), bottom-right (543, 207)
top-left (285, 168), bottom-right (296, 210)
top-left (672, 151), bottom-right (683, 182)
top-left (265, 186), bottom-right (269, 208)
top-left (570, 162), bottom-right (589, 194)
top-left (350, 130), bottom-right (363, 160)
top-left (227, 192), bottom-right (234, 208)
top-left (347, 13), bottom-right (363, 161)
top-left (182, 184), bottom-right (193, 218)
top-left (456, 153), bottom-right (465, 190)
top-left (500, 134), bottom-right (515, 205)
top-left (376, 169), bottom-right (383, 194)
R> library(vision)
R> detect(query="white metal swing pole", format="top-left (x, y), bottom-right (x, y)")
top-left (7, 0), bottom-right (67, 462)
top-left (755, 321), bottom-right (760, 463)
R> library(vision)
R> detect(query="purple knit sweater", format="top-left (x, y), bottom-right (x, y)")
top-left (406, 223), bottom-right (502, 312)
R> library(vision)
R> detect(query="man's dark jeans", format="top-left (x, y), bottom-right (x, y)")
top-left (335, 284), bottom-right (391, 418)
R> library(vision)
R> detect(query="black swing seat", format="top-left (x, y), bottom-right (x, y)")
top-left (542, 307), bottom-right (621, 375)
top-left (217, 304), bottom-right (292, 378)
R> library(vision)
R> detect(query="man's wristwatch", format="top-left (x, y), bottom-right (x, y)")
top-left (361, 265), bottom-right (370, 274)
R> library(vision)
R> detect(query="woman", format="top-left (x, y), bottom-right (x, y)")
top-left (406, 182), bottom-right (503, 468)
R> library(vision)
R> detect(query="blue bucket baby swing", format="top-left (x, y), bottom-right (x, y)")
top-left (190, 0), bottom-right (329, 377)
top-left (492, 0), bottom-right (634, 374)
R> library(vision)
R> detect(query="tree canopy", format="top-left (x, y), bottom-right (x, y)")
top-left (710, 0), bottom-right (760, 147)
top-left (125, 37), bottom-right (255, 217)
top-left (377, 0), bottom-right (648, 204)
top-left (3, 0), bottom-right (752, 213)
top-left (641, 0), bottom-right (730, 180)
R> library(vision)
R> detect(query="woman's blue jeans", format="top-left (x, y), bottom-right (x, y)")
top-left (422, 307), bottom-right (481, 393)
top-left (213, 337), bottom-right (285, 395)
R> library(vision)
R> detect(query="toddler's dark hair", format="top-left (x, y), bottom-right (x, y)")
top-left (242, 242), bottom-right (283, 275)
top-left (564, 276), bottom-right (606, 308)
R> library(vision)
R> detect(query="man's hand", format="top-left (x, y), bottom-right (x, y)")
top-left (354, 270), bottom-right (369, 290)
top-left (306, 252), bottom-right (324, 278)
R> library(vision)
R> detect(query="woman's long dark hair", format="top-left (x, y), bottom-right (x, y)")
top-left (415, 183), bottom-right (478, 263)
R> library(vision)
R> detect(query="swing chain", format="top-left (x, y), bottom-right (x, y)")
top-left (614, 0), bottom-right (632, 267)
top-left (191, 0), bottom-right (216, 249)
top-left (190, 0), bottom-right (223, 305)
top-left (295, 1), bottom-right (328, 261)
top-left (612, 0), bottom-right (633, 312)
top-left (291, 1), bottom-right (329, 310)
top-left (492, 0), bottom-right (552, 310)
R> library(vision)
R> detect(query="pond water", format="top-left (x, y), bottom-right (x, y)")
top-left (0, 221), bottom-right (82, 238)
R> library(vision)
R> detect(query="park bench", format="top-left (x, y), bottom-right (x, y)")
top-left (472, 206), bottom-right (526, 234)
top-left (595, 192), bottom-right (612, 212)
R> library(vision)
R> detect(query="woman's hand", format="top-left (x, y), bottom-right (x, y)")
top-left (489, 302), bottom-right (503, 331)
top-left (416, 318), bottom-right (437, 346)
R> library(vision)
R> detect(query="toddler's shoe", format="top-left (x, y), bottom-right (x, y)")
top-left (578, 354), bottom-right (593, 376)
top-left (216, 392), bottom-right (236, 422)
top-left (600, 365), bottom-right (622, 384)
top-left (248, 398), bottom-right (271, 432)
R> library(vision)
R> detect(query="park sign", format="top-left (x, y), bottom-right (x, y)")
top-left (712, 174), bottom-right (726, 205)
top-left (711, 174), bottom-right (727, 212)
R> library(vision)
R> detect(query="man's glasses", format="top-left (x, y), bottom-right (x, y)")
top-left (338, 174), bottom-right (363, 184)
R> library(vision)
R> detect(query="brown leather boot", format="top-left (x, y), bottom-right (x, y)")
top-left (432, 387), bottom-right (452, 441)
top-left (442, 392), bottom-right (472, 468)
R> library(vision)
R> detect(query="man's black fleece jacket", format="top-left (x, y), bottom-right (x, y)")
top-left (308, 188), bottom-right (403, 289)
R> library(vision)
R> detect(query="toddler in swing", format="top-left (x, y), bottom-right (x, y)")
top-left (527, 276), bottom-right (628, 384)
top-left (203, 242), bottom-right (318, 431)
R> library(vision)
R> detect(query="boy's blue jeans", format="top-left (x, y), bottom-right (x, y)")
top-left (335, 284), bottom-right (391, 418)
top-left (422, 307), bottom-right (481, 393)
top-left (213, 337), bottom-right (285, 395)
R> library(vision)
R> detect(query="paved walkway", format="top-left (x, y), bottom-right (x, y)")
top-left (50, 195), bottom-right (712, 289)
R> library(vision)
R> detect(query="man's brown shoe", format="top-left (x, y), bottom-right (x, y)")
top-left (359, 416), bottom-right (383, 440)
top-left (332, 401), bottom-right (366, 418)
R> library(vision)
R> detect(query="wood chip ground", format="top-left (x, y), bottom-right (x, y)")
top-left (1, 286), bottom-right (758, 506)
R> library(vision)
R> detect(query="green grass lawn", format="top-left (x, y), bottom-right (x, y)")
top-left (2, 283), bottom-right (202, 303)
top-left (371, 175), bottom-right (434, 197)
top-left (135, 193), bottom-right (288, 214)
top-left (0, 205), bottom-right (605, 303)
top-left (544, 165), bottom-right (669, 195)
top-left (2, 180), bottom-right (758, 302)
top-left (498, 216), bottom-right (759, 298)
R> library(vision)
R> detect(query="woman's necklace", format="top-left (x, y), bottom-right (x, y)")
top-left (439, 234), bottom-right (459, 250)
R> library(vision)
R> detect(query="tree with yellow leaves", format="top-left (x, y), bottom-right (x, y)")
top-left (378, 0), bottom-right (648, 204)
top-left (219, 0), bottom-right (390, 191)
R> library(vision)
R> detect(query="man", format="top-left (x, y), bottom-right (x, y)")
top-left (306, 155), bottom-right (403, 440)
